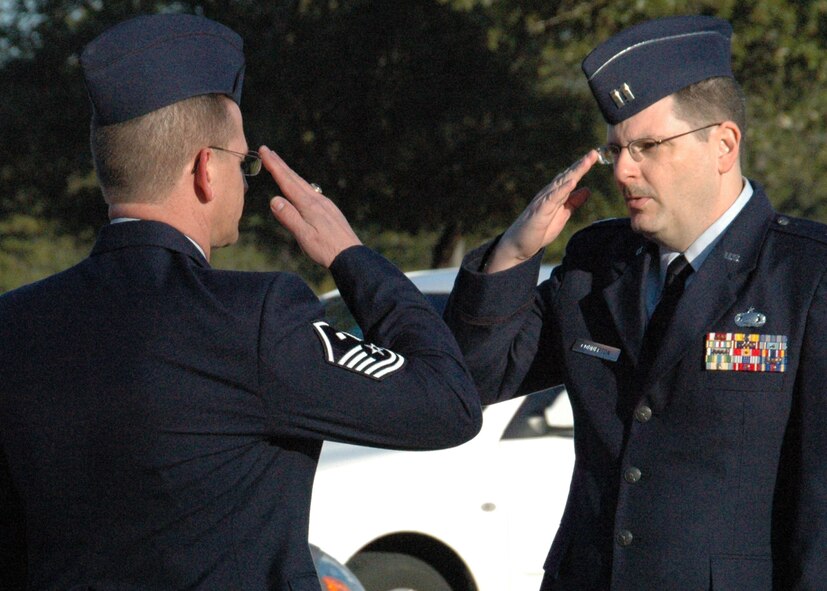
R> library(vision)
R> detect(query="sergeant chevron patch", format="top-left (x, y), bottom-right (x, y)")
top-left (313, 321), bottom-right (406, 380)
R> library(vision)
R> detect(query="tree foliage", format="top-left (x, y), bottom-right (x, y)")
top-left (2, 0), bottom-right (827, 292)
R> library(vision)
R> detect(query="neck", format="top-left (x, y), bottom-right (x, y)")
top-left (108, 201), bottom-right (211, 260)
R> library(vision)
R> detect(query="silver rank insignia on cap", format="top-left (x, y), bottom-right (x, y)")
top-left (705, 332), bottom-right (787, 372)
top-left (610, 83), bottom-right (636, 107)
top-left (313, 321), bottom-right (406, 380)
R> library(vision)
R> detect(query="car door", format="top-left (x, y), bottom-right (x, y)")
top-left (493, 387), bottom-right (575, 591)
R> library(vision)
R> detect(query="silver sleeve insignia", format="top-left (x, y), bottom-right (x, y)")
top-left (312, 321), bottom-right (406, 380)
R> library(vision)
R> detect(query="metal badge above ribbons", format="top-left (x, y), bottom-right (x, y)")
top-left (734, 307), bottom-right (766, 328)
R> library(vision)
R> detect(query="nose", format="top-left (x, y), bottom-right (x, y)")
top-left (612, 147), bottom-right (640, 187)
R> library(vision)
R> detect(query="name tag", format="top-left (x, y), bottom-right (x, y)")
top-left (572, 338), bottom-right (620, 362)
top-left (705, 332), bottom-right (787, 372)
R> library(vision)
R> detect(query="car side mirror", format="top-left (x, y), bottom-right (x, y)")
top-left (544, 392), bottom-right (574, 436)
top-left (501, 386), bottom-right (573, 440)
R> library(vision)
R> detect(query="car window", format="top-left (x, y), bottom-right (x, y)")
top-left (501, 386), bottom-right (573, 440)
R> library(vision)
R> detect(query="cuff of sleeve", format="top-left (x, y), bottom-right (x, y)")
top-left (452, 238), bottom-right (545, 322)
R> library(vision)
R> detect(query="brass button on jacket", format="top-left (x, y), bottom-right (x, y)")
top-left (634, 405), bottom-right (653, 423)
top-left (616, 529), bottom-right (634, 547)
top-left (624, 467), bottom-right (642, 483)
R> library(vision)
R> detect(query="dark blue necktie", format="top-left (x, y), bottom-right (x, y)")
top-left (640, 254), bottom-right (694, 365)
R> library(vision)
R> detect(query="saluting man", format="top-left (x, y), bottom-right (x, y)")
top-left (0, 14), bottom-right (481, 590)
top-left (446, 15), bottom-right (827, 590)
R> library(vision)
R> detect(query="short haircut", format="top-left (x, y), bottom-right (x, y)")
top-left (672, 76), bottom-right (747, 141)
top-left (90, 93), bottom-right (235, 204)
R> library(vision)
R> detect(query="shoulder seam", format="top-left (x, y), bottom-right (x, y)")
top-left (770, 215), bottom-right (827, 246)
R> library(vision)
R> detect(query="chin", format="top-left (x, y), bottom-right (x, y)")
top-left (629, 223), bottom-right (661, 247)
top-left (628, 215), bottom-right (648, 235)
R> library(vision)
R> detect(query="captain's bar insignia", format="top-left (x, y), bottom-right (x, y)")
top-left (610, 83), bottom-right (636, 108)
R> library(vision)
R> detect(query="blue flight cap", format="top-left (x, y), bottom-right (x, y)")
top-left (582, 15), bottom-right (734, 124)
top-left (80, 14), bottom-right (245, 125)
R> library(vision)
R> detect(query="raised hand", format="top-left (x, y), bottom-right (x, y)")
top-left (486, 151), bottom-right (599, 273)
top-left (260, 146), bottom-right (362, 268)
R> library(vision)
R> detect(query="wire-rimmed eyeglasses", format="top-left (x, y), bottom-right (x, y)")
top-left (209, 146), bottom-right (262, 176)
top-left (596, 122), bottom-right (722, 165)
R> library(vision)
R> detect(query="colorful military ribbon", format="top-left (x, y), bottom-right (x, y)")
top-left (705, 332), bottom-right (787, 372)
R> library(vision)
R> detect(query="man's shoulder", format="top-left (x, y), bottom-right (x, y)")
top-left (0, 261), bottom-right (86, 308)
top-left (202, 267), bottom-right (316, 303)
top-left (768, 213), bottom-right (827, 247)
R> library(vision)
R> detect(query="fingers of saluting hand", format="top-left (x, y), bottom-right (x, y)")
top-left (259, 146), bottom-right (361, 268)
top-left (519, 151), bottom-right (598, 226)
top-left (534, 150), bottom-right (600, 207)
top-left (259, 146), bottom-right (307, 231)
top-left (493, 151), bottom-right (598, 270)
top-left (258, 146), bottom-right (316, 209)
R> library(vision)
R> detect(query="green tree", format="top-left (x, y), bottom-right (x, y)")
top-left (0, 0), bottom-right (603, 275)
top-left (444, 0), bottom-right (827, 224)
top-left (228, 0), bottom-right (603, 265)
top-left (2, 0), bottom-right (827, 291)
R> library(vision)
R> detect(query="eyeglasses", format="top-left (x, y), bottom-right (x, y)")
top-left (596, 122), bottom-right (722, 165)
top-left (209, 146), bottom-right (262, 176)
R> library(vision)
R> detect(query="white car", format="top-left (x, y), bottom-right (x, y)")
top-left (309, 266), bottom-right (575, 591)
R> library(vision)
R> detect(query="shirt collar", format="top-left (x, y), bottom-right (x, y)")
top-left (658, 178), bottom-right (754, 279)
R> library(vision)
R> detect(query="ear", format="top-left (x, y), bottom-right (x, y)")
top-left (716, 121), bottom-right (741, 174)
top-left (193, 148), bottom-right (215, 204)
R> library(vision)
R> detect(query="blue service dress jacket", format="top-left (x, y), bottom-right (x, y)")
top-left (445, 185), bottom-right (827, 590)
top-left (0, 220), bottom-right (481, 591)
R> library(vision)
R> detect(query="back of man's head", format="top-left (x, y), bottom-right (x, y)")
top-left (80, 14), bottom-right (245, 204)
top-left (90, 95), bottom-right (234, 204)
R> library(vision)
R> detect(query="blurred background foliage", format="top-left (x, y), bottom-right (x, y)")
top-left (2, 0), bottom-right (827, 293)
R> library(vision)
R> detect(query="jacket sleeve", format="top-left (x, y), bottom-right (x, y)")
top-left (775, 269), bottom-right (827, 588)
top-left (256, 246), bottom-right (481, 450)
top-left (0, 437), bottom-right (26, 591)
top-left (443, 239), bottom-right (565, 405)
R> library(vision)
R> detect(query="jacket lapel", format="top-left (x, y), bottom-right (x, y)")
top-left (644, 186), bottom-right (775, 406)
top-left (603, 238), bottom-right (653, 367)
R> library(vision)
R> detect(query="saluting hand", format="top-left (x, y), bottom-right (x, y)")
top-left (485, 151), bottom-right (599, 274)
top-left (260, 146), bottom-right (362, 268)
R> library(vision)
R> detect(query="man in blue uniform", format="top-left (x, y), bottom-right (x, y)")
top-left (0, 14), bottom-right (481, 590)
top-left (445, 15), bottom-right (827, 590)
